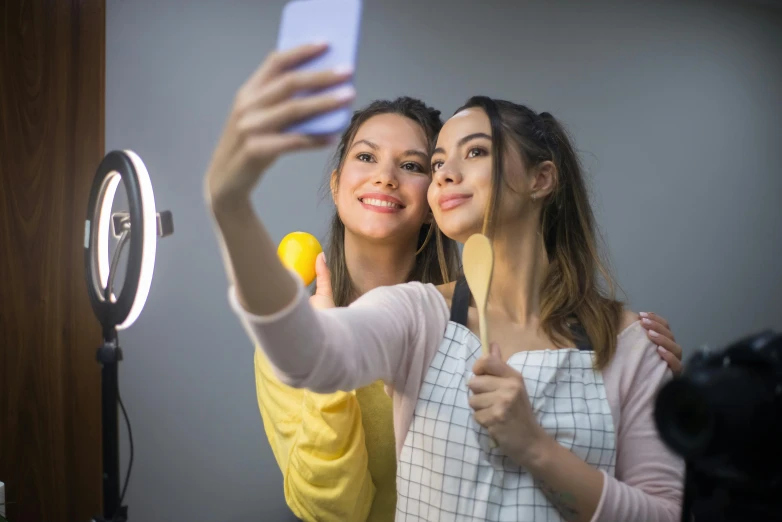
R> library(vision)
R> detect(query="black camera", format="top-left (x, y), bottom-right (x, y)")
top-left (654, 330), bottom-right (782, 521)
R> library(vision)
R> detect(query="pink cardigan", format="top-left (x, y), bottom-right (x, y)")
top-left (229, 279), bottom-right (684, 522)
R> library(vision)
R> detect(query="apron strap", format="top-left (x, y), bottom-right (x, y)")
top-left (568, 321), bottom-right (593, 352)
top-left (450, 276), bottom-right (471, 327)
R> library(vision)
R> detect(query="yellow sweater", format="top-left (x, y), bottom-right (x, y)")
top-left (254, 347), bottom-right (396, 522)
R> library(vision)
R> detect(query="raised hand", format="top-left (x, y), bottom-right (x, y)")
top-left (205, 43), bottom-right (355, 209)
top-left (468, 343), bottom-right (548, 467)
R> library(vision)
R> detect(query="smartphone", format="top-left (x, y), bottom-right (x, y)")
top-left (276, 0), bottom-right (363, 136)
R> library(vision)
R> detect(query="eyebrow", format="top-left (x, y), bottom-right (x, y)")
top-left (432, 132), bottom-right (492, 156)
top-left (350, 139), bottom-right (379, 151)
top-left (350, 139), bottom-right (429, 162)
top-left (403, 149), bottom-right (430, 162)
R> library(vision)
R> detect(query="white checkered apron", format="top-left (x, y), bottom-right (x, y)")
top-left (396, 322), bottom-right (617, 522)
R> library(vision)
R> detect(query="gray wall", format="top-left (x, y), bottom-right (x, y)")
top-left (105, 1), bottom-right (782, 520)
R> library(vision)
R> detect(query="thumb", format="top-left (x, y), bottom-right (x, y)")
top-left (490, 342), bottom-right (502, 360)
top-left (314, 252), bottom-right (333, 298)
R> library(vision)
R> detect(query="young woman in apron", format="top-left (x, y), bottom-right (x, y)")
top-left (206, 45), bottom-right (684, 521)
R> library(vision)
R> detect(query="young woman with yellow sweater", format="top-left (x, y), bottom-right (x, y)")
top-left (223, 46), bottom-right (685, 522)
top-left (254, 95), bottom-right (461, 522)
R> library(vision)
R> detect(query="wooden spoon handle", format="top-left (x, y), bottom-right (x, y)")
top-left (479, 310), bottom-right (489, 355)
top-left (477, 307), bottom-right (497, 448)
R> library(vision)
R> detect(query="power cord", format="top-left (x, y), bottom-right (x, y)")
top-left (114, 387), bottom-right (134, 521)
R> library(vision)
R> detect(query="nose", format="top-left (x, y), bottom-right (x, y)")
top-left (372, 163), bottom-right (398, 189)
top-left (432, 160), bottom-right (461, 186)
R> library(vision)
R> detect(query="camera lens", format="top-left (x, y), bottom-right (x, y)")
top-left (671, 389), bottom-right (711, 439)
top-left (655, 380), bottom-right (715, 458)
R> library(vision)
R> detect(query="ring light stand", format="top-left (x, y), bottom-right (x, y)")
top-left (84, 150), bottom-right (173, 521)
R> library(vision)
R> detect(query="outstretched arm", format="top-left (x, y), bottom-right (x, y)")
top-left (206, 43), bottom-right (354, 318)
top-left (207, 46), bottom-right (448, 394)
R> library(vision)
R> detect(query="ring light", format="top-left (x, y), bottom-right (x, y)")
top-left (86, 150), bottom-right (162, 331)
top-left (84, 150), bottom-right (173, 522)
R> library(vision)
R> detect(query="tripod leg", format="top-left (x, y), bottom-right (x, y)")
top-left (101, 358), bottom-right (120, 517)
top-left (681, 461), bottom-right (695, 522)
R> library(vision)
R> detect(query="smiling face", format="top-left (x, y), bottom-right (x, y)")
top-left (333, 113), bottom-right (433, 245)
top-left (428, 108), bottom-right (534, 243)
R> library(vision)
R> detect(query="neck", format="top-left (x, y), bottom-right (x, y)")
top-left (487, 217), bottom-right (549, 326)
top-left (343, 230), bottom-right (417, 302)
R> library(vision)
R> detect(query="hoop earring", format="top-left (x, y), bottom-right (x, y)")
top-left (415, 224), bottom-right (434, 255)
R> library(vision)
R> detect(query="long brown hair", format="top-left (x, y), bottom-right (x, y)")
top-left (326, 97), bottom-right (460, 307)
top-left (456, 96), bottom-right (623, 369)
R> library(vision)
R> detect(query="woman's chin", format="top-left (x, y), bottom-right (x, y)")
top-left (437, 222), bottom-right (481, 244)
top-left (348, 225), bottom-right (415, 244)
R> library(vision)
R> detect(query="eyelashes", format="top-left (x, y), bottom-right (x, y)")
top-left (467, 146), bottom-right (488, 158)
top-left (355, 152), bottom-right (426, 174)
top-left (431, 146), bottom-right (489, 172)
top-left (401, 162), bottom-right (426, 173)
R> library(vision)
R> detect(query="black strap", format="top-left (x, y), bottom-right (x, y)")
top-left (450, 276), bottom-right (471, 326)
top-left (568, 321), bottom-right (592, 352)
top-left (448, 275), bottom-right (592, 351)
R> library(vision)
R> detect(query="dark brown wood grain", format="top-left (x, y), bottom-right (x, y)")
top-left (0, 1), bottom-right (105, 520)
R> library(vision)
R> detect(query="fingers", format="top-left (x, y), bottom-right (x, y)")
top-left (229, 43), bottom-right (355, 165)
top-left (248, 67), bottom-right (354, 113)
top-left (309, 253), bottom-right (336, 309)
top-left (468, 391), bottom-right (496, 411)
top-left (473, 407), bottom-right (492, 427)
top-left (640, 317), bottom-right (675, 342)
top-left (251, 43), bottom-right (329, 86)
top-left (309, 293), bottom-right (335, 310)
top-left (641, 318), bottom-right (682, 363)
top-left (314, 252), bottom-right (334, 298)
top-left (658, 346), bottom-right (683, 376)
top-left (641, 314), bottom-right (681, 363)
top-left (474, 343), bottom-right (501, 376)
top-left (467, 375), bottom-right (506, 395)
top-left (640, 311), bottom-right (671, 332)
top-left (267, 85), bottom-right (355, 130)
top-left (646, 325), bottom-right (679, 354)
top-left (243, 132), bottom-right (333, 161)
top-left (473, 405), bottom-right (506, 429)
top-left (473, 355), bottom-right (505, 376)
top-left (652, 332), bottom-right (682, 361)
top-left (237, 85), bottom-right (355, 136)
top-left (640, 313), bottom-right (684, 371)
top-left (473, 348), bottom-right (517, 378)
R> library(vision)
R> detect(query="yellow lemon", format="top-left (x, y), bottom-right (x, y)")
top-left (277, 231), bottom-right (323, 286)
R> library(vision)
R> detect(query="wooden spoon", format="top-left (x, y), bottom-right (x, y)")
top-left (462, 233), bottom-right (498, 448)
top-left (462, 233), bottom-right (494, 356)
